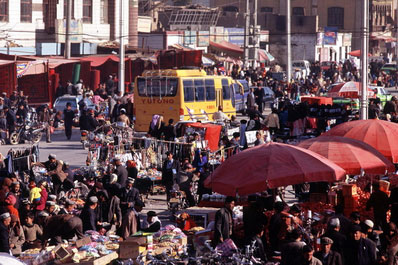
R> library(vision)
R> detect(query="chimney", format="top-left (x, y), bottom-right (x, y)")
top-left (129, 0), bottom-right (139, 48)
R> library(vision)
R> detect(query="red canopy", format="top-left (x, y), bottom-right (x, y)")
top-left (324, 120), bottom-right (398, 163)
top-left (348, 50), bottom-right (372, 57)
top-left (185, 122), bottom-right (222, 152)
top-left (204, 142), bottom-right (346, 196)
top-left (301, 96), bottom-right (333, 105)
top-left (298, 136), bottom-right (394, 175)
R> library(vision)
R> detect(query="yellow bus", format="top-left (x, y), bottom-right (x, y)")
top-left (134, 69), bottom-right (236, 132)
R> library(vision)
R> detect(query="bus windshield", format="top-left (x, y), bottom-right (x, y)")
top-left (137, 77), bottom-right (178, 97)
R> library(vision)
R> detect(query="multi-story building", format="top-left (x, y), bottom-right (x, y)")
top-left (212, 0), bottom-right (396, 56)
top-left (0, 0), bottom-right (139, 56)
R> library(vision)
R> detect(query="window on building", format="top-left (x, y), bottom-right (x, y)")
top-left (21, 0), bottom-right (32, 22)
top-left (328, 7), bottom-right (344, 29)
top-left (100, 0), bottom-right (108, 24)
top-left (64, 0), bottom-right (75, 19)
top-left (292, 7), bottom-right (304, 16)
top-left (0, 0), bottom-right (8, 22)
top-left (83, 0), bottom-right (92, 23)
top-left (222, 6), bottom-right (239, 12)
top-left (261, 7), bottom-right (273, 13)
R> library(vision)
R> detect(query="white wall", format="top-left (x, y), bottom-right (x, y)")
top-left (0, 0), bottom-right (43, 48)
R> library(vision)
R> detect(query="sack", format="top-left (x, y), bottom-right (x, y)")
top-left (49, 126), bottom-right (54, 134)
top-left (215, 238), bottom-right (237, 256)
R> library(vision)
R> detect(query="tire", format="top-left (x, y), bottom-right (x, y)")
top-left (32, 132), bottom-right (42, 144)
top-left (9, 132), bottom-right (20, 145)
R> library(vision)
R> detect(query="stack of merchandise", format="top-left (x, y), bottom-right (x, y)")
top-left (152, 225), bottom-right (188, 254)
top-left (343, 184), bottom-right (359, 217)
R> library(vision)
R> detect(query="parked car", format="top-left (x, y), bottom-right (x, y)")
top-left (53, 95), bottom-right (96, 114)
top-left (232, 79), bottom-right (250, 113)
top-left (380, 63), bottom-right (398, 75)
top-left (369, 85), bottom-right (392, 107)
top-left (292, 60), bottom-right (311, 78)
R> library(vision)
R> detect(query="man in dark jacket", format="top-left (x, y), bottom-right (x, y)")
top-left (86, 109), bottom-right (99, 131)
top-left (63, 102), bottom-right (75, 140)
top-left (314, 237), bottom-right (343, 265)
top-left (345, 225), bottom-right (377, 265)
top-left (213, 196), bottom-right (235, 247)
top-left (38, 212), bottom-right (84, 246)
top-left (3, 106), bottom-right (16, 133)
top-left (113, 158), bottom-right (128, 188)
top-left (162, 152), bottom-right (180, 200)
top-left (0, 212), bottom-right (11, 253)
top-left (80, 196), bottom-right (99, 232)
top-left (33, 154), bottom-right (67, 196)
top-left (254, 86), bottom-right (264, 113)
top-left (120, 178), bottom-right (140, 215)
top-left (281, 228), bottom-right (306, 265)
top-left (367, 181), bottom-right (389, 230)
top-left (323, 218), bottom-right (347, 260)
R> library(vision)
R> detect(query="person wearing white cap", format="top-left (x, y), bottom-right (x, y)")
top-left (45, 201), bottom-right (56, 216)
top-left (0, 212), bottom-right (11, 253)
top-left (59, 200), bottom-right (76, 215)
top-left (117, 108), bottom-right (130, 126)
top-left (80, 196), bottom-right (99, 232)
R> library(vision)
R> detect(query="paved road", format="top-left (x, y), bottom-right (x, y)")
top-left (0, 128), bottom-right (87, 168)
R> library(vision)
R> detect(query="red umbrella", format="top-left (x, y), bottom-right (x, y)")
top-left (327, 82), bottom-right (375, 98)
top-left (324, 120), bottom-right (398, 163)
top-left (204, 142), bottom-right (346, 196)
top-left (297, 136), bottom-right (394, 175)
top-left (348, 50), bottom-right (372, 57)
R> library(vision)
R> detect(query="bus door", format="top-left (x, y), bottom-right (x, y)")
top-left (216, 88), bottom-right (222, 110)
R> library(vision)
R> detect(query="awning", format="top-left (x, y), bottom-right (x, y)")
top-left (258, 49), bottom-right (275, 62)
top-left (209, 41), bottom-right (243, 54)
top-left (202, 55), bottom-right (214, 66)
top-left (169, 43), bottom-right (193, 51)
top-left (80, 55), bottom-right (120, 67)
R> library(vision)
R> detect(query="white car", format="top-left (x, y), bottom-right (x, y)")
top-left (53, 95), bottom-right (95, 114)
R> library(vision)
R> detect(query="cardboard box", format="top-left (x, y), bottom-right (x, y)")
top-left (343, 184), bottom-right (357, 196)
top-left (119, 241), bottom-right (147, 259)
top-left (178, 237), bottom-right (188, 246)
top-left (128, 233), bottom-right (153, 244)
top-left (76, 236), bottom-right (92, 248)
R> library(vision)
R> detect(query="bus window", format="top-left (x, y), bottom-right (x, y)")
top-left (205, 79), bottom-right (215, 101)
top-left (222, 78), bottom-right (230, 99)
top-left (194, 79), bottom-right (205, 102)
top-left (183, 80), bottom-right (195, 102)
top-left (137, 77), bottom-right (178, 97)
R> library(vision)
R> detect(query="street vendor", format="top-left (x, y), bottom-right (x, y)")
top-left (37, 211), bottom-right (84, 247)
top-left (120, 178), bottom-right (140, 215)
top-left (32, 154), bottom-right (66, 196)
top-left (80, 196), bottom-right (99, 232)
top-left (142, 211), bottom-right (161, 233)
top-left (113, 157), bottom-right (128, 188)
top-left (176, 212), bottom-right (196, 232)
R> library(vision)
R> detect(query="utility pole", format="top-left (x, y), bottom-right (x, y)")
top-left (244, 0), bottom-right (250, 67)
top-left (119, 0), bottom-right (125, 94)
top-left (286, 0), bottom-right (292, 83)
top-left (252, 0), bottom-right (258, 68)
top-left (65, 0), bottom-right (72, 59)
top-left (360, 0), bottom-right (369, 120)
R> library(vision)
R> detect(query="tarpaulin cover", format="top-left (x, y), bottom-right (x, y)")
top-left (301, 96), bottom-right (333, 105)
top-left (209, 41), bottom-right (243, 54)
top-left (324, 119), bottom-right (398, 163)
top-left (204, 142), bottom-right (346, 196)
top-left (0, 61), bottom-right (16, 95)
top-left (298, 135), bottom-right (394, 175)
top-left (185, 122), bottom-right (222, 152)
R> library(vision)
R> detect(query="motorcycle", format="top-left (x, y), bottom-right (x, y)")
top-left (9, 121), bottom-right (44, 145)
top-left (168, 184), bottom-right (188, 214)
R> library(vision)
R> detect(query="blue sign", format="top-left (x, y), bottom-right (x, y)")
top-left (323, 27), bottom-right (338, 45)
top-left (225, 28), bottom-right (244, 46)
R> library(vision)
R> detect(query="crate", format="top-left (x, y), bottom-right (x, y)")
top-left (342, 184), bottom-right (357, 197)
top-left (119, 241), bottom-right (147, 259)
